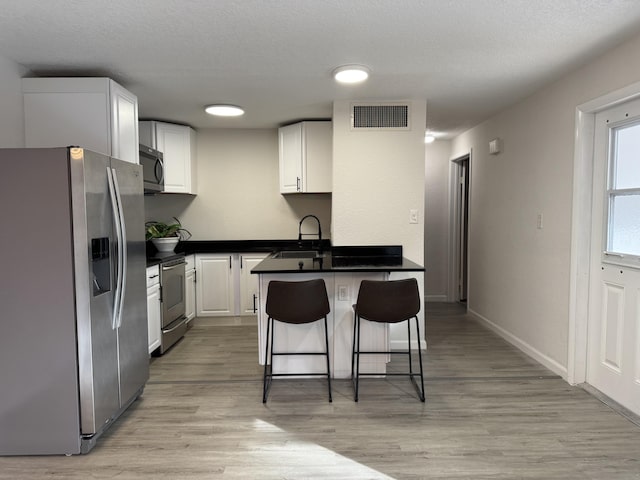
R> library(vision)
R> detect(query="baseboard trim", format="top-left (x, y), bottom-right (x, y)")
top-left (467, 308), bottom-right (568, 380)
top-left (426, 295), bottom-right (448, 302)
top-left (192, 316), bottom-right (257, 327)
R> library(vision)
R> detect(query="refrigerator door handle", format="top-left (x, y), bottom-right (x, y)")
top-left (106, 167), bottom-right (124, 330)
top-left (111, 167), bottom-right (128, 329)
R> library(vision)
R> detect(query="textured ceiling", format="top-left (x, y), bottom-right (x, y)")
top-left (2, 0), bottom-right (640, 137)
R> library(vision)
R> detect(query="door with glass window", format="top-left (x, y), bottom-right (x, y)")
top-left (587, 99), bottom-right (640, 416)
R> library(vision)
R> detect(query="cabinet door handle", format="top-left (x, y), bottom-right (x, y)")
top-left (253, 294), bottom-right (257, 313)
top-left (296, 176), bottom-right (300, 191)
top-left (240, 256), bottom-right (243, 269)
top-left (229, 256), bottom-right (232, 269)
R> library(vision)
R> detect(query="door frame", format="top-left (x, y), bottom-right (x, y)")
top-left (568, 80), bottom-right (640, 385)
top-left (448, 150), bottom-right (472, 303)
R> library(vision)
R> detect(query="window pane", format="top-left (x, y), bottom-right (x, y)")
top-left (609, 194), bottom-right (640, 255)
top-left (613, 123), bottom-right (640, 189)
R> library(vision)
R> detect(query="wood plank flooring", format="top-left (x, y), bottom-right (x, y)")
top-left (1, 303), bottom-right (639, 479)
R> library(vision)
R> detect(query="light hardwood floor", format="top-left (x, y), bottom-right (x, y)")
top-left (1, 303), bottom-right (639, 479)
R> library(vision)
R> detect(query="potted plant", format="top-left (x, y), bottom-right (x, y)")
top-left (145, 217), bottom-right (192, 253)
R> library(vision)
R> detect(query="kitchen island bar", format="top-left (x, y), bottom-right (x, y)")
top-left (252, 246), bottom-right (425, 379)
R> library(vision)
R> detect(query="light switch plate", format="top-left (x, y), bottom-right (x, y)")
top-left (409, 209), bottom-right (419, 224)
top-left (338, 285), bottom-right (349, 301)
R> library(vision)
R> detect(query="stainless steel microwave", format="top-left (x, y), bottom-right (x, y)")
top-left (139, 144), bottom-right (164, 193)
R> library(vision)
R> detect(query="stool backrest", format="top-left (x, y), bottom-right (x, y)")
top-left (266, 279), bottom-right (330, 324)
top-left (355, 278), bottom-right (420, 323)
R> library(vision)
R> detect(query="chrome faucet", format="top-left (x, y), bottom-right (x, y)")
top-left (298, 214), bottom-right (322, 252)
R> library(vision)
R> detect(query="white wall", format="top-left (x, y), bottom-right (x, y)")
top-left (331, 100), bottom-right (426, 265)
top-left (332, 99), bottom-right (427, 349)
top-left (0, 55), bottom-right (28, 147)
top-left (424, 139), bottom-right (451, 301)
top-left (144, 128), bottom-right (332, 240)
top-left (450, 30), bottom-right (640, 376)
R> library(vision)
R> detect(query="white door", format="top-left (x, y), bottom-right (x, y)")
top-left (196, 254), bottom-right (234, 316)
top-left (155, 122), bottom-right (192, 193)
top-left (185, 268), bottom-right (196, 322)
top-left (109, 80), bottom-right (139, 164)
top-left (239, 254), bottom-right (267, 315)
top-left (278, 123), bottom-right (303, 193)
top-left (587, 99), bottom-right (640, 416)
top-left (146, 284), bottom-right (161, 354)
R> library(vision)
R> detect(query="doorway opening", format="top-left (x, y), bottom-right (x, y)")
top-left (569, 79), bottom-right (640, 419)
top-left (450, 153), bottom-right (470, 304)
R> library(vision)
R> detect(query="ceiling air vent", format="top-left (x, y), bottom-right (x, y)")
top-left (351, 103), bottom-right (410, 130)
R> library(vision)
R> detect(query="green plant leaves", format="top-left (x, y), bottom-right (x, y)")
top-left (145, 217), bottom-right (192, 241)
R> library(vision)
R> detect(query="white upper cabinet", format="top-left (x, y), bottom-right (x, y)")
top-left (109, 82), bottom-right (139, 165)
top-left (139, 121), bottom-right (197, 194)
top-left (278, 121), bottom-right (332, 194)
top-left (23, 77), bottom-right (139, 164)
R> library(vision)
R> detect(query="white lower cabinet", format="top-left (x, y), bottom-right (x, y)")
top-left (146, 265), bottom-right (161, 354)
top-left (196, 254), bottom-right (234, 316)
top-left (196, 253), bottom-right (268, 317)
top-left (240, 254), bottom-right (268, 315)
top-left (185, 254), bottom-right (196, 324)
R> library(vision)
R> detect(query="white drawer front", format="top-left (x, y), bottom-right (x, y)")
top-left (146, 265), bottom-right (160, 288)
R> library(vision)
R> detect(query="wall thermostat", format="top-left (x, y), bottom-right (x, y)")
top-left (489, 138), bottom-right (502, 155)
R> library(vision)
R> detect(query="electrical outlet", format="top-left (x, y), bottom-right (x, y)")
top-left (409, 209), bottom-right (419, 224)
top-left (338, 285), bottom-right (349, 301)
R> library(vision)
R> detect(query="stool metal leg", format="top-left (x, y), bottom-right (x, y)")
top-left (414, 316), bottom-right (425, 402)
top-left (407, 318), bottom-right (414, 378)
top-left (262, 316), bottom-right (272, 403)
top-left (351, 315), bottom-right (426, 403)
top-left (323, 316), bottom-right (333, 402)
top-left (354, 314), bottom-right (361, 402)
top-left (350, 311), bottom-right (357, 382)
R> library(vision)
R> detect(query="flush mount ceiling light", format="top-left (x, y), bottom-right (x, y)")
top-left (332, 65), bottom-right (370, 84)
top-left (205, 104), bottom-right (245, 117)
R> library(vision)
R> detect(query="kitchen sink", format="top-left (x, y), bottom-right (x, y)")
top-left (271, 250), bottom-right (327, 259)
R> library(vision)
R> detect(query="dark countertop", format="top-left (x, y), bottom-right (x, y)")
top-left (175, 239), bottom-right (332, 255)
top-left (146, 251), bottom-right (186, 267)
top-left (251, 254), bottom-right (424, 274)
top-left (146, 239), bottom-right (327, 267)
top-left (146, 241), bottom-right (424, 273)
top-left (251, 246), bottom-right (424, 274)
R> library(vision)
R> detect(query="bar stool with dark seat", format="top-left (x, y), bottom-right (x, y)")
top-left (263, 279), bottom-right (332, 403)
top-left (351, 278), bottom-right (425, 402)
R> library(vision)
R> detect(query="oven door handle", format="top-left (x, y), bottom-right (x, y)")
top-left (163, 318), bottom-right (187, 334)
top-left (162, 261), bottom-right (187, 271)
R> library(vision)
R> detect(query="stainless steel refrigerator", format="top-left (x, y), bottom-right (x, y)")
top-left (0, 147), bottom-right (149, 455)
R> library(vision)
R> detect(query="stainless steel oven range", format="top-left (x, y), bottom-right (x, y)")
top-left (159, 256), bottom-right (188, 353)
